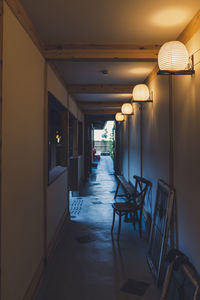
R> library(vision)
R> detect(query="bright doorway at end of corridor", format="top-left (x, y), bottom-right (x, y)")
top-left (93, 120), bottom-right (115, 171)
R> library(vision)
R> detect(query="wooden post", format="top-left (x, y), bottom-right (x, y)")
top-left (127, 116), bottom-right (130, 181)
top-left (168, 75), bottom-right (175, 248)
top-left (169, 75), bottom-right (174, 188)
top-left (43, 62), bottom-right (48, 265)
top-left (140, 104), bottom-right (143, 178)
top-left (0, 0), bottom-right (3, 298)
top-left (73, 118), bottom-right (78, 157)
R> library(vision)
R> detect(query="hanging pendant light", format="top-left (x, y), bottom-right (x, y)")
top-left (115, 112), bottom-right (124, 122)
top-left (158, 41), bottom-right (189, 71)
top-left (121, 103), bottom-right (133, 115)
top-left (132, 84), bottom-right (150, 101)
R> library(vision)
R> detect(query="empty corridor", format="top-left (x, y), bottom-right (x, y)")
top-left (36, 156), bottom-right (161, 300)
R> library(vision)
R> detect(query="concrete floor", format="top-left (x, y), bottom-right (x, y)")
top-left (35, 156), bottom-right (161, 300)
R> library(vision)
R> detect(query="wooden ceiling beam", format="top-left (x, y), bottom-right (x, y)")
top-left (83, 109), bottom-right (119, 115)
top-left (67, 84), bottom-right (133, 94)
top-left (78, 101), bottom-right (124, 107)
top-left (44, 44), bottom-right (160, 61)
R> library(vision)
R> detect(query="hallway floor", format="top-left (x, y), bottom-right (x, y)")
top-left (36, 156), bottom-right (161, 300)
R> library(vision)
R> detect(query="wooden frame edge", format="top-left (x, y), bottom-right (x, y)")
top-left (5, 0), bottom-right (44, 54)
top-left (0, 1), bottom-right (3, 299)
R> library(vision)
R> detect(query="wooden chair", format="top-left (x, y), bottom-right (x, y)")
top-left (111, 176), bottom-right (152, 240)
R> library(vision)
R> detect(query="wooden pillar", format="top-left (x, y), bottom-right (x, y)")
top-left (169, 75), bottom-right (174, 188)
top-left (140, 105), bottom-right (143, 178)
top-left (43, 62), bottom-right (48, 265)
top-left (73, 118), bottom-right (78, 157)
top-left (127, 116), bottom-right (130, 181)
top-left (0, 0), bottom-right (3, 297)
top-left (60, 110), bottom-right (69, 167)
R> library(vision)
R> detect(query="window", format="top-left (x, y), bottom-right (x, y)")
top-left (48, 92), bottom-right (68, 184)
top-left (78, 121), bottom-right (83, 155)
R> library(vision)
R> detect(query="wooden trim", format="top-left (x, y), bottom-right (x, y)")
top-left (169, 75), bottom-right (174, 189)
top-left (83, 109), bottom-right (119, 115)
top-left (23, 259), bottom-right (44, 300)
top-left (178, 9), bottom-right (200, 44)
top-left (5, 0), bottom-right (44, 54)
top-left (43, 62), bottom-right (48, 264)
top-left (0, 1), bottom-right (3, 299)
top-left (44, 44), bottom-right (160, 61)
top-left (140, 108), bottom-right (143, 178)
top-left (67, 84), bottom-right (133, 94)
top-left (78, 101), bottom-right (124, 108)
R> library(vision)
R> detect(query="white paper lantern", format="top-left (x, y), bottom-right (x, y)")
top-left (115, 112), bottom-right (124, 122)
top-left (121, 103), bottom-right (133, 115)
top-left (133, 84), bottom-right (150, 101)
top-left (158, 41), bottom-right (189, 71)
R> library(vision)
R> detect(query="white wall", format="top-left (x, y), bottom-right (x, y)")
top-left (2, 3), bottom-right (45, 300)
top-left (47, 64), bottom-right (68, 108)
top-left (173, 30), bottom-right (200, 269)
top-left (121, 30), bottom-right (200, 271)
top-left (47, 171), bottom-right (68, 247)
top-left (1, 3), bottom-right (85, 300)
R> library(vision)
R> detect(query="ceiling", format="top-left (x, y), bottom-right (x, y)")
top-left (19, 0), bottom-right (200, 115)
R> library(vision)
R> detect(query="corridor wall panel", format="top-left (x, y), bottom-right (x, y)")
top-left (47, 171), bottom-right (68, 248)
top-left (121, 116), bottom-right (129, 181)
top-left (47, 64), bottom-right (68, 108)
top-left (120, 28), bottom-right (200, 273)
top-left (128, 105), bottom-right (141, 186)
top-left (143, 76), bottom-right (170, 213)
top-left (2, 4), bottom-right (45, 300)
top-left (173, 30), bottom-right (200, 271)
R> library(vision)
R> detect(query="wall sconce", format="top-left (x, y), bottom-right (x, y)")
top-left (132, 84), bottom-right (153, 104)
top-left (121, 102), bottom-right (133, 115)
top-left (115, 112), bottom-right (125, 122)
top-left (157, 41), bottom-right (194, 75)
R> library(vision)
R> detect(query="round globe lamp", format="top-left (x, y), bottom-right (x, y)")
top-left (115, 112), bottom-right (124, 122)
top-left (133, 84), bottom-right (150, 101)
top-left (121, 103), bottom-right (133, 115)
top-left (158, 41), bottom-right (189, 71)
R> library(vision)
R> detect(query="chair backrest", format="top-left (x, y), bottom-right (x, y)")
top-left (133, 176), bottom-right (152, 208)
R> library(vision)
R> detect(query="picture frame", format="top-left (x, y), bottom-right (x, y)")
top-left (161, 260), bottom-right (200, 300)
top-left (147, 180), bottom-right (174, 285)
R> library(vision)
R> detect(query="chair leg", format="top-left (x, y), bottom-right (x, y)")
top-left (111, 209), bottom-right (115, 232)
top-left (132, 212), bottom-right (136, 230)
top-left (139, 211), bottom-right (142, 238)
top-left (117, 213), bottom-right (122, 241)
top-left (114, 182), bottom-right (120, 199)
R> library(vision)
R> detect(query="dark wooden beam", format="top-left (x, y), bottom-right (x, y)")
top-left (83, 109), bottom-right (120, 115)
top-left (67, 84), bottom-right (133, 94)
top-left (78, 101), bottom-right (124, 108)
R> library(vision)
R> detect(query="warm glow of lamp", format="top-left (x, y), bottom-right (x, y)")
top-left (132, 84), bottom-right (150, 101)
top-left (158, 41), bottom-right (189, 71)
top-left (121, 103), bottom-right (133, 115)
top-left (115, 112), bottom-right (124, 122)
